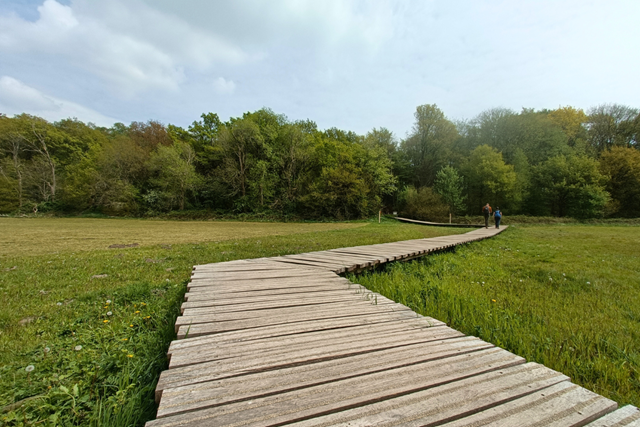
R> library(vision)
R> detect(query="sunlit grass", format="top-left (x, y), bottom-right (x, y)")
top-left (350, 225), bottom-right (640, 407)
top-left (0, 218), bottom-right (466, 426)
top-left (0, 218), bottom-right (367, 256)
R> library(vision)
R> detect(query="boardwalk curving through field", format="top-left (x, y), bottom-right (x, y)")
top-left (147, 226), bottom-right (640, 427)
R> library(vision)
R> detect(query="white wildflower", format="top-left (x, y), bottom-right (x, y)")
top-left (106, 311), bottom-right (112, 316)
top-left (74, 345), bottom-right (82, 351)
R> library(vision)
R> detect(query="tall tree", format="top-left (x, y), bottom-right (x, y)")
top-left (402, 104), bottom-right (458, 187)
top-left (548, 106), bottom-right (589, 152)
top-left (600, 147), bottom-right (640, 217)
top-left (531, 155), bottom-right (609, 218)
top-left (216, 118), bottom-right (265, 210)
top-left (463, 145), bottom-right (517, 213)
top-left (434, 165), bottom-right (466, 215)
top-left (587, 104), bottom-right (639, 153)
top-left (148, 142), bottom-right (200, 210)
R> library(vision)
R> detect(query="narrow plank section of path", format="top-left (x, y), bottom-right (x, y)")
top-left (147, 226), bottom-right (639, 427)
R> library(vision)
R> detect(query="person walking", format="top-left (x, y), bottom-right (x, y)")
top-left (482, 203), bottom-right (492, 228)
top-left (494, 208), bottom-right (502, 229)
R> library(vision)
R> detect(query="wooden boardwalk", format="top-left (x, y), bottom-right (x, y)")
top-left (147, 226), bottom-right (640, 427)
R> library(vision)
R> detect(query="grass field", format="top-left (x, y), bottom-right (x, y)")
top-left (350, 225), bottom-right (640, 407)
top-left (0, 217), bottom-right (467, 426)
top-left (0, 218), bottom-right (367, 256)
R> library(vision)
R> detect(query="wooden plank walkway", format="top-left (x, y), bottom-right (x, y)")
top-left (147, 226), bottom-right (640, 427)
top-left (396, 217), bottom-right (484, 228)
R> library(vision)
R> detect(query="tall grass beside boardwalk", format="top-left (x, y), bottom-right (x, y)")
top-left (350, 225), bottom-right (640, 407)
top-left (0, 218), bottom-right (466, 426)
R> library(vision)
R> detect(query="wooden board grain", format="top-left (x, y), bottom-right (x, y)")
top-left (145, 225), bottom-right (637, 427)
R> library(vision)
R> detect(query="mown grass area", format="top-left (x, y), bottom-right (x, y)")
top-left (0, 218), bottom-right (367, 256)
top-left (350, 225), bottom-right (640, 407)
top-left (0, 217), bottom-right (467, 426)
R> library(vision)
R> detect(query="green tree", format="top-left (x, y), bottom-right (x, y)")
top-left (587, 104), bottom-right (639, 153)
top-left (216, 118), bottom-right (265, 211)
top-left (458, 108), bottom-right (570, 165)
top-left (148, 142), bottom-right (201, 210)
top-left (402, 104), bottom-right (458, 186)
top-left (400, 186), bottom-right (449, 221)
top-left (548, 106), bottom-right (589, 152)
top-left (531, 155), bottom-right (609, 218)
top-left (600, 147), bottom-right (640, 217)
top-left (434, 165), bottom-right (466, 215)
top-left (463, 145), bottom-right (517, 213)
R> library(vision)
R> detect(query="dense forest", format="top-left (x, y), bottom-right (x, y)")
top-left (1, 104), bottom-right (639, 220)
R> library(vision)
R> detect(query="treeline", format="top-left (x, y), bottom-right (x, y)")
top-left (1, 104), bottom-right (639, 219)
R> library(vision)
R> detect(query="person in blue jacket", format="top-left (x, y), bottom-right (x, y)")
top-left (494, 208), bottom-right (502, 229)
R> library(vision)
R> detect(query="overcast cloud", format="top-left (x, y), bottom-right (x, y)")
top-left (0, 0), bottom-right (638, 137)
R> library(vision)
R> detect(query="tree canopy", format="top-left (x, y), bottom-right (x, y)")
top-left (1, 102), bottom-right (639, 219)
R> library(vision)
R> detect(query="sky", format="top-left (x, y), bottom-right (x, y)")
top-left (0, 0), bottom-right (638, 138)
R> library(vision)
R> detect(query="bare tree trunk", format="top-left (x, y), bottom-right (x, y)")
top-left (22, 122), bottom-right (56, 202)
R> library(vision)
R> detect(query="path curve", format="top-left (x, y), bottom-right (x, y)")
top-left (147, 226), bottom-right (639, 427)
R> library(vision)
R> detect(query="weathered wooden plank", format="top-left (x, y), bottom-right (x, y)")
top-left (158, 325), bottom-right (461, 395)
top-left (184, 281), bottom-right (354, 299)
top-left (267, 258), bottom-right (349, 272)
top-left (192, 261), bottom-right (303, 272)
top-left (168, 324), bottom-right (464, 368)
top-left (175, 308), bottom-right (442, 340)
top-left (180, 296), bottom-right (396, 318)
top-left (585, 405), bottom-right (640, 426)
top-left (186, 275), bottom-right (340, 291)
top-left (148, 348), bottom-right (524, 426)
top-left (180, 292), bottom-right (376, 313)
top-left (281, 253), bottom-right (376, 269)
top-left (186, 276), bottom-right (353, 293)
top-left (440, 380), bottom-right (617, 427)
top-left (189, 269), bottom-right (333, 281)
top-left (287, 362), bottom-right (568, 427)
top-left (174, 299), bottom-right (410, 332)
top-left (175, 308), bottom-right (433, 338)
top-left (166, 315), bottom-right (442, 355)
top-left (157, 337), bottom-right (494, 417)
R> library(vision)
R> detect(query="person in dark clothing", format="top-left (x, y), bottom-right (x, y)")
top-left (494, 208), bottom-right (502, 229)
top-left (482, 203), bottom-right (492, 228)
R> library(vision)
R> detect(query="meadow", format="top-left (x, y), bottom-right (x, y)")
top-left (350, 225), bottom-right (640, 407)
top-left (0, 217), bottom-right (466, 426)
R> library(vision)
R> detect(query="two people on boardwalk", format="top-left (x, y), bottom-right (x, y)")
top-left (482, 203), bottom-right (502, 229)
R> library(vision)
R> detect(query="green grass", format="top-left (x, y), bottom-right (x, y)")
top-left (0, 218), bottom-right (367, 256)
top-left (0, 217), bottom-right (467, 426)
top-left (349, 225), bottom-right (640, 407)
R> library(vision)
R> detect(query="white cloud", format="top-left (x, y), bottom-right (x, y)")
top-left (0, 0), bottom-right (250, 96)
top-left (0, 76), bottom-right (118, 126)
top-left (213, 77), bottom-right (236, 95)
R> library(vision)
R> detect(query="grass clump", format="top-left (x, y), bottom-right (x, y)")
top-left (350, 225), bottom-right (640, 407)
top-left (0, 217), bottom-right (465, 426)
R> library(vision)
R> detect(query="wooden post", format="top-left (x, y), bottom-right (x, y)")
top-left (449, 213), bottom-right (452, 224)
top-left (379, 210), bottom-right (381, 223)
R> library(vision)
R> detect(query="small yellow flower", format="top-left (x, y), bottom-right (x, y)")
top-left (103, 320), bottom-right (109, 323)
top-left (141, 303), bottom-right (146, 306)
top-left (127, 354), bottom-right (133, 358)
top-left (135, 310), bottom-right (140, 314)
top-left (491, 299), bottom-right (496, 302)
top-left (129, 324), bottom-right (133, 327)
top-left (122, 338), bottom-right (128, 341)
